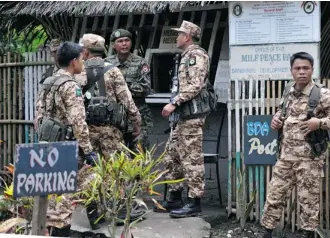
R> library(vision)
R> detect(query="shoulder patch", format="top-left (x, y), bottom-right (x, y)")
top-left (189, 57), bottom-right (196, 66)
top-left (142, 64), bottom-right (150, 73)
top-left (75, 88), bottom-right (82, 97)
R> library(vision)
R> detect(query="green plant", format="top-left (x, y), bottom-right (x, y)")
top-left (236, 169), bottom-right (256, 231)
top-left (75, 143), bottom-right (184, 238)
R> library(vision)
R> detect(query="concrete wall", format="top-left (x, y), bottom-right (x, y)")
top-left (148, 104), bottom-right (229, 203)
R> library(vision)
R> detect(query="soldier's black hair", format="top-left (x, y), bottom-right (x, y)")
top-left (290, 52), bottom-right (314, 68)
top-left (57, 42), bottom-right (83, 67)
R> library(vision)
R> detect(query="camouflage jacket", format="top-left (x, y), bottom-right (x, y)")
top-left (35, 71), bottom-right (93, 154)
top-left (174, 44), bottom-right (210, 106)
top-left (276, 81), bottom-right (330, 160)
top-left (83, 57), bottom-right (141, 129)
top-left (105, 53), bottom-right (151, 99)
top-left (105, 53), bottom-right (153, 130)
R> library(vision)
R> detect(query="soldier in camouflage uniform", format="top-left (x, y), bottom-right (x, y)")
top-left (261, 52), bottom-right (330, 238)
top-left (154, 21), bottom-right (210, 218)
top-left (35, 42), bottom-right (98, 236)
top-left (40, 38), bottom-right (63, 84)
top-left (105, 29), bottom-right (153, 152)
top-left (79, 33), bottom-right (141, 156)
top-left (78, 33), bottom-right (143, 228)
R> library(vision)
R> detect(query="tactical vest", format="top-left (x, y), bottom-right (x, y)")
top-left (38, 75), bottom-right (75, 142)
top-left (280, 81), bottom-right (330, 157)
top-left (84, 58), bottom-right (127, 131)
top-left (40, 66), bottom-right (55, 84)
top-left (105, 55), bottom-right (146, 105)
top-left (179, 47), bottom-right (217, 119)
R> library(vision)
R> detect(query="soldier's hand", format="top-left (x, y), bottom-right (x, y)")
top-left (162, 103), bottom-right (177, 118)
top-left (85, 152), bottom-right (99, 167)
top-left (300, 117), bottom-right (321, 137)
top-left (132, 124), bottom-right (141, 137)
top-left (271, 116), bottom-right (283, 130)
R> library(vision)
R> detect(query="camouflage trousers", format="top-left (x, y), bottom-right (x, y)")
top-left (164, 117), bottom-right (206, 198)
top-left (125, 103), bottom-right (153, 151)
top-left (45, 163), bottom-right (98, 229)
top-left (46, 194), bottom-right (75, 229)
top-left (89, 125), bottom-right (124, 159)
top-left (261, 159), bottom-right (324, 231)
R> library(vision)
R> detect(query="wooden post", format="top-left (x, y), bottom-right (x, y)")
top-left (31, 196), bottom-right (48, 235)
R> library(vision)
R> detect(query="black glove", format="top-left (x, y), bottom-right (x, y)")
top-left (85, 152), bottom-right (99, 167)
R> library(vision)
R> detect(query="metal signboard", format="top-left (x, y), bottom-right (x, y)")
top-left (13, 141), bottom-right (79, 198)
top-left (159, 26), bottom-right (178, 49)
top-left (244, 115), bottom-right (278, 165)
top-left (229, 1), bottom-right (320, 45)
top-left (230, 43), bottom-right (320, 80)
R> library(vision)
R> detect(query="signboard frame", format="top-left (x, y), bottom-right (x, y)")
top-left (244, 115), bottom-right (278, 165)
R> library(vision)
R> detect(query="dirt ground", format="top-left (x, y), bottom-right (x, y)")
top-left (210, 218), bottom-right (304, 238)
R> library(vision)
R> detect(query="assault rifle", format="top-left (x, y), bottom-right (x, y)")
top-left (164, 54), bottom-right (180, 141)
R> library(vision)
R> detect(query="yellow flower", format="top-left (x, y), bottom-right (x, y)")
top-left (4, 183), bottom-right (13, 198)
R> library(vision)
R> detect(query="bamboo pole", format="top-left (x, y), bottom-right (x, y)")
top-left (234, 78), bottom-right (241, 221)
top-left (326, 150), bottom-right (329, 233)
top-left (0, 61), bottom-right (54, 67)
top-left (0, 120), bottom-right (33, 124)
top-left (100, 15), bottom-right (109, 39)
top-left (248, 79), bottom-right (254, 221)
top-left (28, 53), bottom-right (34, 143)
top-left (227, 79), bottom-right (232, 216)
top-left (108, 14), bottom-right (120, 56)
top-left (79, 16), bottom-right (88, 39)
top-left (254, 80), bottom-right (260, 221)
top-left (24, 52), bottom-right (29, 143)
top-left (126, 15), bottom-right (133, 30)
top-left (133, 14), bottom-right (146, 55)
top-left (12, 53), bottom-right (17, 165)
top-left (18, 54), bottom-right (23, 145)
top-left (3, 53), bottom-right (8, 169)
top-left (260, 79), bottom-right (266, 217)
top-left (62, 14), bottom-right (71, 40)
top-left (92, 16), bottom-right (100, 32)
top-left (0, 55), bottom-right (3, 169)
top-left (71, 17), bottom-right (80, 42)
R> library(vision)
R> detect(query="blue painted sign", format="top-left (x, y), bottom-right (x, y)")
top-left (13, 141), bottom-right (79, 198)
top-left (244, 115), bottom-right (278, 165)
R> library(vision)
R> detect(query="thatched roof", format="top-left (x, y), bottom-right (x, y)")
top-left (3, 1), bottom-right (226, 17)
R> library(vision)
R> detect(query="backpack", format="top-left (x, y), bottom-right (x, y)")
top-left (281, 81), bottom-right (325, 119)
top-left (280, 81), bottom-right (330, 157)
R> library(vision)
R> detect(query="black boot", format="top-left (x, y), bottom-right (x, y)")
top-left (153, 190), bottom-right (183, 213)
top-left (301, 230), bottom-right (313, 238)
top-left (169, 197), bottom-right (201, 218)
top-left (49, 225), bottom-right (71, 237)
top-left (116, 207), bottom-right (146, 226)
top-left (86, 201), bottom-right (104, 230)
top-left (262, 228), bottom-right (273, 238)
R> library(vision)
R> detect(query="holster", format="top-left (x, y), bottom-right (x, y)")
top-left (179, 88), bottom-right (211, 120)
top-left (306, 128), bottom-right (330, 157)
top-left (38, 117), bottom-right (73, 142)
top-left (86, 97), bottom-right (127, 131)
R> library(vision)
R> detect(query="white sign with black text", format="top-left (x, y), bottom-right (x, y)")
top-left (230, 43), bottom-right (320, 80)
top-left (229, 1), bottom-right (320, 45)
top-left (159, 26), bottom-right (178, 49)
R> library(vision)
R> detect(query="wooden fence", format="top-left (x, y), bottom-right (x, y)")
top-left (0, 51), bottom-right (53, 169)
top-left (227, 78), bottom-right (330, 234)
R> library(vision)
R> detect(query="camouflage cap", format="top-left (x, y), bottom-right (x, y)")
top-left (49, 38), bottom-right (63, 52)
top-left (79, 33), bottom-right (106, 50)
top-left (171, 20), bottom-right (201, 40)
top-left (110, 29), bottom-right (132, 42)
